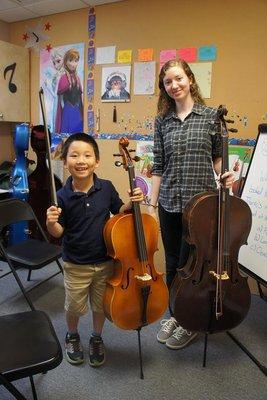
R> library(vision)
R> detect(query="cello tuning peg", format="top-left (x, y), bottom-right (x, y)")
top-left (225, 119), bottom-right (234, 124)
top-left (115, 161), bottom-right (123, 167)
top-left (113, 153), bottom-right (121, 157)
top-left (129, 149), bottom-right (135, 153)
top-left (229, 128), bottom-right (238, 133)
top-left (132, 156), bottom-right (140, 162)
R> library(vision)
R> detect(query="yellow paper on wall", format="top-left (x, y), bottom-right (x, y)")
top-left (117, 50), bottom-right (132, 63)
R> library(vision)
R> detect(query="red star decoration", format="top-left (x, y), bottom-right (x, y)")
top-left (44, 22), bottom-right (52, 31)
top-left (22, 33), bottom-right (29, 41)
top-left (46, 44), bottom-right (53, 52)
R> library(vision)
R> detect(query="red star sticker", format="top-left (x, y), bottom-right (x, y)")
top-left (46, 44), bottom-right (53, 52)
top-left (44, 22), bottom-right (52, 31)
top-left (22, 33), bottom-right (29, 41)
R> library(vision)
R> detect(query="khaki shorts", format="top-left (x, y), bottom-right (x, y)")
top-left (63, 260), bottom-right (114, 316)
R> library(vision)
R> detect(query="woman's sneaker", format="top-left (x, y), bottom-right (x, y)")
top-left (89, 335), bottom-right (106, 367)
top-left (65, 332), bottom-right (84, 364)
top-left (165, 326), bottom-right (198, 349)
top-left (157, 317), bottom-right (178, 343)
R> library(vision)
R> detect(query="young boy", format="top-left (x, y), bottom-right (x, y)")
top-left (46, 133), bottom-right (143, 367)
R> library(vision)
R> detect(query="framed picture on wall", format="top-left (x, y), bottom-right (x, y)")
top-left (101, 65), bottom-right (131, 102)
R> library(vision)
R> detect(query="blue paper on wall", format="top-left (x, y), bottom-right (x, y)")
top-left (198, 45), bottom-right (217, 61)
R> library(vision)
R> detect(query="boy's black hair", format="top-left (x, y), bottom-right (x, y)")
top-left (61, 133), bottom-right (100, 161)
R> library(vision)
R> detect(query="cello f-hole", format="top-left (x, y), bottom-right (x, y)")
top-left (121, 267), bottom-right (134, 289)
top-left (146, 263), bottom-right (157, 281)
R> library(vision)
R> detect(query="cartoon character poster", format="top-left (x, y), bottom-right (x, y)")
top-left (101, 65), bottom-right (131, 102)
top-left (40, 43), bottom-right (85, 152)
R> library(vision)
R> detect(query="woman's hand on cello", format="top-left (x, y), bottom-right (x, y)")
top-left (219, 171), bottom-right (235, 189)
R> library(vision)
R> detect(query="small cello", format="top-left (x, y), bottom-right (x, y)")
top-left (103, 138), bottom-right (169, 331)
top-left (170, 106), bottom-right (252, 334)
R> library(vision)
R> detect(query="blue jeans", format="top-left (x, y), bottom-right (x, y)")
top-left (158, 203), bottom-right (190, 290)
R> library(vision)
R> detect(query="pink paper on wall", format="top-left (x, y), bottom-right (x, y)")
top-left (159, 49), bottom-right (177, 64)
top-left (178, 47), bottom-right (197, 62)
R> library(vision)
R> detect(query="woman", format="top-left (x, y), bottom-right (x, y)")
top-left (148, 59), bottom-right (234, 350)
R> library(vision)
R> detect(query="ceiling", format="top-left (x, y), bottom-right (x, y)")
top-left (0, 0), bottom-right (122, 23)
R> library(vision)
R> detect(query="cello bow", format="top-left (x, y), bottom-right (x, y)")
top-left (38, 87), bottom-right (58, 207)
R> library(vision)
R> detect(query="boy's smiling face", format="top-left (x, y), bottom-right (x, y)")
top-left (64, 140), bottom-right (99, 181)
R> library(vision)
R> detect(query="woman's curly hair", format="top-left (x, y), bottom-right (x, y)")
top-left (157, 59), bottom-right (205, 117)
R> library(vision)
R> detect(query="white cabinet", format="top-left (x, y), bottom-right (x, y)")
top-left (0, 40), bottom-right (29, 122)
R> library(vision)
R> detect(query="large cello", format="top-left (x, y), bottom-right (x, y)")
top-left (170, 106), bottom-right (252, 334)
top-left (28, 88), bottom-right (62, 243)
top-left (103, 138), bottom-right (169, 331)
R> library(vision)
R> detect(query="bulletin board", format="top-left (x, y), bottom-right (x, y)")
top-left (239, 124), bottom-right (267, 284)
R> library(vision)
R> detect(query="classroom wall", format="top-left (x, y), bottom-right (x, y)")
top-left (0, 20), bottom-right (10, 41)
top-left (8, 0), bottom-right (267, 178)
top-left (0, 20), bottom-right (14, 164)
top-left (6, 0), bottom-right (267, 286)
top-left (93, 0), bottom-right (267, 138)
top-left (0, 125), bottom-right (14, 163)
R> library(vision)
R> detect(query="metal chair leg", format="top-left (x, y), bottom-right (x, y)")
top-left (0, 374), bottom-right (27, 400)
top-left (27, 269), bottom-right (32, 281)
top-left (7, 261), bottom-right (35, 310)
top-left (56, 259), bottom-right (63, 273)
top-left (29, 375), bottom-right (38, 400)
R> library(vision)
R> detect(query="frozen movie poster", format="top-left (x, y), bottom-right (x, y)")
top-left (40, 43), bottom-right (85, 156)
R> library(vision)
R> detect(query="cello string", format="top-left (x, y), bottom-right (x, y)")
top-left (216, 186), bottom-right (223, 318)
top-left (134, 198), bottom-right (148, 264)
top-left (225, 188), bottom-right (230, 277)
top-left (133, 184), bottom-right (150, 278)
top-left (130, 166), bottom-right (148, 266)
top-left (217, 112), bottom-right (231, 318)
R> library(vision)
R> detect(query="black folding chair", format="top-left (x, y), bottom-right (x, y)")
top-left (0, 309), bottom-right (63, 400)
top-left (0, 198), bottom-right (63, 310)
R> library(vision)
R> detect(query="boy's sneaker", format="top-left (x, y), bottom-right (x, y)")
top-left (157, 317), bottom-right (178, 343)
top-left (165, 326), bottom-right (198, 349)
top-left (89, 335), bottom-right (106, 367)
top-left (65, 332), bottom-right (84, 365)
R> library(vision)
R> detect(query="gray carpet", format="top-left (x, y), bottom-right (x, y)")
top-left (0, 261), bottom-right (266, 400)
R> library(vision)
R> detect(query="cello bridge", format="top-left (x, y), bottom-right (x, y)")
top-left (135, 273), bottom-right (152, 282)
top-left (209, 270), bottom-right (229, 280)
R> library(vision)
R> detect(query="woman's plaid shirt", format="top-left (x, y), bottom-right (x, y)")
top-left (152, 103), bottom-right (222, 212)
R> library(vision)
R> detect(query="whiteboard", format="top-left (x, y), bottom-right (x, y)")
top-left (238, 124), bottom-right (267, 283)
